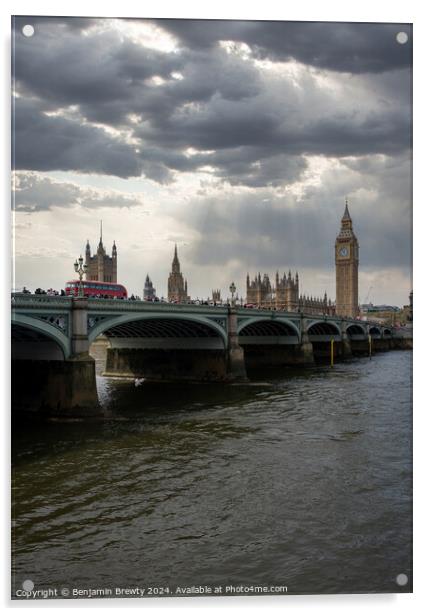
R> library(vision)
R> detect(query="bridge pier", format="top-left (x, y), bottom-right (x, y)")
top-left (71, 297), bottom-right (91, 355)
top-left (349, 339), bottom-right (369, 355)
top-left (104, 347), bottom-right (228, 381)
top-left (226, 308), bottom-right (248, 381)
top-left (12, 296), bottom-right (100, 417)
top-left (372, 338), bottom-right (391, 352)
top-left (393, 334), bottom-right (413, 350)
top-left (242, 344), bottom-right (306, 369)
top-left (12, 356), bottom-right (99, 417)
top-left (341, 320), bottom-right (353, 358)
top-left (299, 316), bottom-right (315, 366)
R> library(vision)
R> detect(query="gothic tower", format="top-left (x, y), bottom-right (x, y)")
top-left (167, 245), bottom-right (189, 303)
top-left (97, 220), bottom-right (105, 282)
top-left (84, 221), bottom-right (117, 283)
top-left (112, 240), bottom-right (117, 282)
top-left (335, 199), bottom-right (359, 317)
top-left (143, 274), bottom-right (156, 300)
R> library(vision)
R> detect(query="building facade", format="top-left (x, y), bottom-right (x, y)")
top-left (335, 200), bottom-right (359, 318)
top-left (246, 271), bottom-right (333, 314)
top-left (167, 245), bottom-right (189, 303)
top-left (85, 223), bottom-right (117, 283)
top-left (143, 275), bottom-right (156, 301)
top-left (212, 289), bottom-right (222, 304)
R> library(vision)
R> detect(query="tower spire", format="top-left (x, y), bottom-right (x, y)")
top-left (343, 197), bottom-right (351, 221)
top-left (172, 243), bottom-right (180, 273)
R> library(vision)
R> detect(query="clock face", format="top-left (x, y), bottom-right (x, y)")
top-left (338, 246), bottom-right (349, 257)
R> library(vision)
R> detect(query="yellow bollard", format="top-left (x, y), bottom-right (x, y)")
top-left (330, 338), bottom-right (334, 367)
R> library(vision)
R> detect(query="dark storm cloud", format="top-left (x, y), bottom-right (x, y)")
top-left (13, 172), bottom-right (142, 211)
top-left (12, 17), bottom-right (412, 187)
top-left (140, 97), bottom-right (410, 159)
top-left (194, 150), bottom-right (308, 188)
top-left (155, 20), bottom-right (412, 74)
top-left (12, 98), bottom-right (142, 177)
top-left (13, 25), bottom-right (183, 125)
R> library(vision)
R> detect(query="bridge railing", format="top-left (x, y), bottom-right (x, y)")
top-left (85, 299), bottom-right (230, 312)
top-left (10, 294), bottom-right (393, 332)
top-left (11, 294), bottom-right (73, 308)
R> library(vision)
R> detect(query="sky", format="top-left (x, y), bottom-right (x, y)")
top-left (11, 17), bottom-right (412, 306)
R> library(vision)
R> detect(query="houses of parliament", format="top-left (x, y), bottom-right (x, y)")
top-left (85, 222), bottom-right (117, 283)
top-left (244, 201), bottom-right (359, 317)
top-left (84, 203), bottom-right (360, 318)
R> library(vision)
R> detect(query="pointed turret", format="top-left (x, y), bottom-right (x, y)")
top-left (97, 220), bottom-right (105, 255)
top-left (99, 220), bottom-right (103, 246)
top-left (342, 197), bottom-right (351, 222)
top-left (337, 198), bottom-right (356, 240)
top-left (85, 239), bottom-right (91, 278)
top-left (172, 244), bottom-right (180, 274)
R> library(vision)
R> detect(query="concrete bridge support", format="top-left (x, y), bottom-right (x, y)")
top-left (393, 335), bottom-right (413, 350)
top-left (12, 357), bottom-right (99, 417)
top-left (349, 339), bottom-right (370, 356)
top-left (226, 309), bottom-right (248, 380)
top-left (71, 297), bottom-right (91, 356)
top-left (242, 344), bottom-right (309, 369)
top-left (341, 321), bottom-right (353, 358)
top-left (299, 316), bottom-right (315, 366)
top-left (104, 347), bottom-right (228, 381)
top-left (372, 338), bottom-right (392, 352)
top-left (12, 297), bottom-right (100, 417)
top-left (311, 341), bottom-right (344, 362)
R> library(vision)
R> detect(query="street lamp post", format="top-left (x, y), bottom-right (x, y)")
top-left (74, 255), bottom-right (88, 297)
top-left (229, 282), bottom-right (236, 306)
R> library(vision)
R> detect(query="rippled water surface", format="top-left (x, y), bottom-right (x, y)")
top-left (12, 350), bottom-right (412, 597)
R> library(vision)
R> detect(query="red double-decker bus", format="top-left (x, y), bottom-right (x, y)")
top-left (65, 280), bottom-right (128, 299)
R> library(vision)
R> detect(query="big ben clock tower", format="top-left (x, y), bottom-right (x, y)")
top-left (335, 199), bottom-right (359, 318)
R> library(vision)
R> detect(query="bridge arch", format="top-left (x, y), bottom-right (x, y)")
top-left (238, 317), bottom-right (300, 341)
top-left (346, 323), bottom-right (367, 338)
top-left (383, 327), bottom-right (393, 337)
top-left (369, 325), bottom-right (382, 338)
top-left (89, 313), bottom-right (228, 348)
top-left (11, 315), bottom-right (70, 360)
top-left (307, 320), bottom-right (341, 338)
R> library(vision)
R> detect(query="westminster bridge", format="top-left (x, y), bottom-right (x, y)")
top-left (11, 294), bottom-right (410, 415)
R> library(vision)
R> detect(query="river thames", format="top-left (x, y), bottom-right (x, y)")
top-left (12, 350), bottom-right (412, 598)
